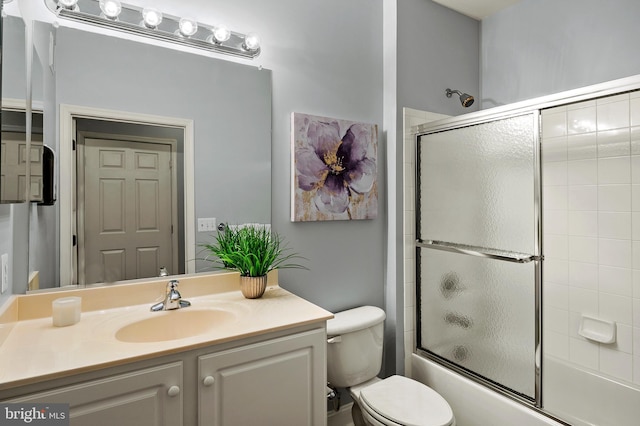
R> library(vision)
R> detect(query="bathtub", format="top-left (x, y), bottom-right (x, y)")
top-left (411, 353), bottom-right (640, 426)
top-left (543, 355), bottom-right (640, 426)
top-left (411, 354), bottom-right (559, 426)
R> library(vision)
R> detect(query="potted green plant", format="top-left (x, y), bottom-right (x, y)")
top-left (202, 226), bottom-right (307, 298)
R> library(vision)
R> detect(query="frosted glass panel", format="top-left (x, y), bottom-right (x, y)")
top-left (419, 248), bottom-right (536, 399)
top-left (418, 114), bottom-right (536, 254)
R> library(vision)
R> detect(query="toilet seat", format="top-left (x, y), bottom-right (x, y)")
top-left (359, 375), bottom-right (454, 426)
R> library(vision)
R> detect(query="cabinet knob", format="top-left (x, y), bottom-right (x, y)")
top-left (203, 376), bottom-right (215, 386)
top-left (167, 385), bottom-right (181, 397)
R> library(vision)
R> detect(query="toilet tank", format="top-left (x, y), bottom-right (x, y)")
top-left (326, 306), bottom-right (386, 388)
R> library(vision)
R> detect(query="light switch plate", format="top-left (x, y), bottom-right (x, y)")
top-left (197, 217), bottom-right (217, 232)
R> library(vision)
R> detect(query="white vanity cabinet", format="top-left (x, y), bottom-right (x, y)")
top-left (2, 325), bottom-right (327, 426)
top-left (198, 328), bottom-right (326, 426)
top-left (8, 362), bottom-right (183, 426)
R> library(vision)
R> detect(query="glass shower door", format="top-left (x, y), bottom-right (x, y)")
top-left (416, 112), bottom-right (541, 403)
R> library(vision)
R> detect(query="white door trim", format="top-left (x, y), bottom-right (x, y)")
top-left (59, 104), bottom-right (195, 286)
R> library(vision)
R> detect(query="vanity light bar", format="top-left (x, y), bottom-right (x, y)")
top-left (44, 0), bottom-right (261, 59)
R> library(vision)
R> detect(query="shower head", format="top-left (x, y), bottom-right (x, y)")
top-left (446, 88), bottom-right (474, 108)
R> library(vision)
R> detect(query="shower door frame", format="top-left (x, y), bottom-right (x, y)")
top-left (414, 109), bottom-right (543, 408)
top-left (412, 73), bottom-right (640, 419)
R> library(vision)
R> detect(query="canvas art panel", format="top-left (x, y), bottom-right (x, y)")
top-left (291, 112), bottom-right (378, 222)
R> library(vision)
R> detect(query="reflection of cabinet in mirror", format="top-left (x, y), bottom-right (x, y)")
top-left (0, 132), bottom-right (42, 202)
top-left (0, 110), bottom-right (44, 203)
top-left (1, 13), bottom-right (31, 204)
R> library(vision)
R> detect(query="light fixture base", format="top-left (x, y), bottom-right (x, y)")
top-left (44, 0), bottom-right (261, 59)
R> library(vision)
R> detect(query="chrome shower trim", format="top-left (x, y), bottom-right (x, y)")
top-left (419, 74), bottom-right (640, 135)
top-left (532, 110), bottom-right (543, 408)
top-left (417, 347), bottom-right (536, 404)
top-left (414, 109), bottom-right (543, 408)
top-left (416, 239), bottom-right (543, 264)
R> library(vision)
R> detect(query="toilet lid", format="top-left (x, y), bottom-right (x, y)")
top-left (360, 375), bottom-right (453, 426)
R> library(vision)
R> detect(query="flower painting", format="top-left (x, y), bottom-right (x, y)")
top-left (291, 112), bottom-right (378, 222)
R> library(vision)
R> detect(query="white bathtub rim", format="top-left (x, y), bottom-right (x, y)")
top-left (410, 354), bottom-right (566, 426)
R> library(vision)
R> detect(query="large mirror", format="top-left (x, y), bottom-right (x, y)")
top-left (11, 16), bottom-right (271, 291)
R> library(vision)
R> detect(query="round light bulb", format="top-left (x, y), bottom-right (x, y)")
top-left (99, 0), bottom-right (121, 20)
top-left (142, 8), bottom-right (163, 28)
top-left (212, 25), bottom-right (231, 43)
top-left (57, 0), bottom-right (79, 9)
top-left (178, 18), bottom-right (198, 37)
top-left (243, 33), bottom-right (261, 52)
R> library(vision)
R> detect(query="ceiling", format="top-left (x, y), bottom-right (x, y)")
top-left (433, 0), bottom-right (521, 20)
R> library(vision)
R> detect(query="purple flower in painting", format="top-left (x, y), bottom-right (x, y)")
top-left (296, 120), bottom-right (376, 216)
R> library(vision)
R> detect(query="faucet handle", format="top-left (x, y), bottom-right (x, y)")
top-left (151, 279), bottom-right (188, 311)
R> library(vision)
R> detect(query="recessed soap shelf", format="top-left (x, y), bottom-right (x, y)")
top-left (578, 315), bottom-right (616, 344)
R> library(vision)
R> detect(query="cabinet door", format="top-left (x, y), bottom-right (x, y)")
top-left (9, 362), bottom-right (183, 426)
top-left (199, 328), bottom-right (326, 426)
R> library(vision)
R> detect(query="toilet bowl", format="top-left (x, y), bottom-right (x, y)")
top-left (353, 376), bottom-right (454, 426)
top-left (327, 306), bottom-right (455, 426)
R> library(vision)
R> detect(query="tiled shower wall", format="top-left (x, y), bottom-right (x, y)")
top-left (542, 91), bottom-right (640, 385)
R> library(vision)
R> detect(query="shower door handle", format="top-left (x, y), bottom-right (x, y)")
top-left (415, 239), bottom-right (543, 264)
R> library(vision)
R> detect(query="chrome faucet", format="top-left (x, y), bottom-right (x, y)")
top-left (151, 279), bottom-right (191, 311)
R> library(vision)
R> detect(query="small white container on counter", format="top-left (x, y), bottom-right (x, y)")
top-left (52, 297), bottom-right (82, 327)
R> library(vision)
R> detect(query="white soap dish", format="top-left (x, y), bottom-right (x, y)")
top-left (578, 315), bottom-right (616, 344)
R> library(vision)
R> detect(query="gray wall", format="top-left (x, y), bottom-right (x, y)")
top-left (2, 15), bottom-right (26, 100)
top-left (11, 204), bottom-right (29, 296)
top-left (392, 0), bottom-right (480, 373)
top-left (243, 0), bottom-right (385, 327)
top-left (398, 0), bottom-right (480, 117)
top-left (0, 206), bottom-right (12, 305)
top-left (481, 0), bottom-right (640, 107)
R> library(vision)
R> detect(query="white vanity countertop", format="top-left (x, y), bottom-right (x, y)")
top-left (0, 272), bottom-right (333, 391)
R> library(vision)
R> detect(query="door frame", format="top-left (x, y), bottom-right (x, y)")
top-left (59, 104), bottom-right (195, 286)
top-left (76, 131), bottom-right (179, 285)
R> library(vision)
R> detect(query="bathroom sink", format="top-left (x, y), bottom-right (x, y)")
top-left (115, 308), bottom-right (237, 343)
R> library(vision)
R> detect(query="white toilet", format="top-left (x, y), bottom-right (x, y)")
top-left (327, 306), bottom-right (455, 426)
